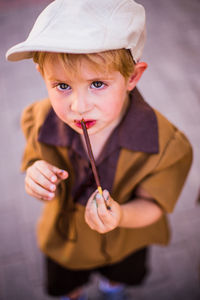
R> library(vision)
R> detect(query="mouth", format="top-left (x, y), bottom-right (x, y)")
top-left (74, 119), bottom-right (96, 129)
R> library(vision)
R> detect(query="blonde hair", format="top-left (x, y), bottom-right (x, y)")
top-left (33, 49), bottom-right (135, 80)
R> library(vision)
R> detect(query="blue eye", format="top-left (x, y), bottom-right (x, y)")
top-left (91, 81), bottom-right (105, 89)
top-left (57, 83), bottom-right (71, 91)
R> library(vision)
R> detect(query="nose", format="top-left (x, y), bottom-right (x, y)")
top-left (70, 91), bottom-right (93, 114)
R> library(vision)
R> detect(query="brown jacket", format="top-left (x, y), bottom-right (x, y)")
top-left (21, 90), bottom-right (192, 269)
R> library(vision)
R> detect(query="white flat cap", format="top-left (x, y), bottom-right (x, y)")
top-left (6, 0), bottom-right (146, 62)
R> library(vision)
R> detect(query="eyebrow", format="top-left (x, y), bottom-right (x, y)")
top-left (47, 76), bottom-right (115, 82)
top-left (47, 76), bottom-right (70, 82)
top-left (86, 76), bottom-right (115, 81)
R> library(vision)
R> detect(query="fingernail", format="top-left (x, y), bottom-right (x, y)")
top-left (96, 193), bottom-right (102, 200)
top-left (50, 184), bottom-right (56, 191)
top-left (59, 170), bottom-right (68, 178)
top-left (48, 192), bottom-right (54, 198)
top-left (103, 189), bottom-right (109, 201)
top-left (59, 169), bottom-right (65, 174)
top-left (51, 176), bottom-right (57, 182)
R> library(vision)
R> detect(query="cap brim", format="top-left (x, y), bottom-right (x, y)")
top-left (6, 42), bottom-right (36, 61)
top-left (6, 41), bottom-right (109, 62)
top-left (6, 41), bottom-right (79, 61)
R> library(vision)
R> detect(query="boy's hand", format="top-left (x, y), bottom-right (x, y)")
top-left (85, 190), bottom-right (122, 234)
top-left (25, 160), bottom-right (68, 201)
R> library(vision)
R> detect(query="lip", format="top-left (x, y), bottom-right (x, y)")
top-left (74, 119), bottom-right (96, 129)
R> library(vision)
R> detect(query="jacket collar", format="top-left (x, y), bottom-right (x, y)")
top-left (38, 88), bottom-right (159, 154)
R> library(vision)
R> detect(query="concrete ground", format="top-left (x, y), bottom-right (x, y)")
top-left (0, 0), bottom-right (200, 299)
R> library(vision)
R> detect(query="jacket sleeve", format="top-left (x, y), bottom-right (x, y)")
top-left (20, 102), bottom-right (42, 171)
top-left (140, 129), bottom-right (193, 213)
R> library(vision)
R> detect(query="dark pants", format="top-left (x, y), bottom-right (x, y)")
top-left (45, 247), bottom-right (149, 297)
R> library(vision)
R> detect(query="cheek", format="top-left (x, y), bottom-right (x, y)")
top-left (49, 97), bottom-right (69, 121)
top-left (100, 99), bottom-right (124, 120)
top-left (46, 87), bottom-right (70, 118)
top-left (100, 89), bottom-right (127, 119)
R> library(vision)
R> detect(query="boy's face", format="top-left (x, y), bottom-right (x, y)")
top-left (41, 56), bottom-right (136, 136)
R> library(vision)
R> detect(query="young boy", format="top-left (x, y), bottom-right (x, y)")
top-left (6, 0), bottom-right (192, 299)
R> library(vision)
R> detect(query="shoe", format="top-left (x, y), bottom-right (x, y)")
top-left (99, 289), bottom-right (127, 300)
top-left (60, 294), bottom-right (87, 300)
top-left (97, 279), bottom-right (127, 300)
top-left (78, 295), bottom-right (88, 300)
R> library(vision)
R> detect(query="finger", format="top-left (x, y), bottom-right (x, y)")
top-left (35, 161), bottom-right (68, 183)
top-left (85, 191), bottom-right (99, 223)
top-left (55, 169), bottom-right (69, 180)
top-left (53, 169), bottom-right (69, 186)
top-left (49, 164), bottom-right (69, 181)
top-left (85, 211), bottom-right (106, 233)
top-left (85, 191), bottom-right (106, 232)
top-left (25, 183), bottom-right (52, 201)
top-left (102, 189), bottom-right (111, 210)
top-left (32, 161), bottom-right (57, 183)
top-left (95, 191), bottom-right (112, 226)
top-left (25, 176), bottom-right (55, 200)
top-left (27, 166), bottom-right (56, 193)
top-left (86, 189), bottom-right (99, 208)
top-left (25, 182), bottom-right (50, 201)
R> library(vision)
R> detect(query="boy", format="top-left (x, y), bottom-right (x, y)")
top-left (6, 0), bottom-right (192, 299)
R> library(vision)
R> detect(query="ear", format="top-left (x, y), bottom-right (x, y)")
top-left (35, 63), bottom-right (43, 76)
top-left (127, 62), bottom-right (148, 91)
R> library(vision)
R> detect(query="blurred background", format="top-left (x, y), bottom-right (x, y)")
top-left (0, 0), bottom-right (200, 299)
